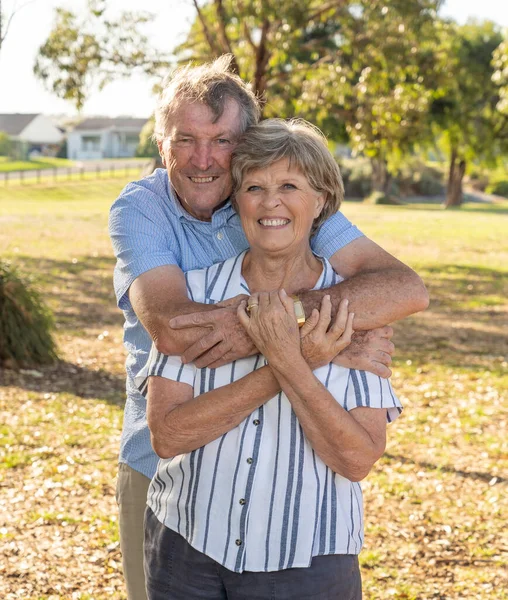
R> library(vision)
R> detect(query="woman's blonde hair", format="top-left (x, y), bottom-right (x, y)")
top-left (231, 119), bottom-right (344, 233)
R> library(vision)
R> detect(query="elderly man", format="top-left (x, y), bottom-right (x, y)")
top-left (109, 56), bottom-right (428, 599)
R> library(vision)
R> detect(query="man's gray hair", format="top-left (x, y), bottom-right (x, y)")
top-left (231, 119), bottom-right (344, 232)
top-left (153, 55), bottom-right (261, 142)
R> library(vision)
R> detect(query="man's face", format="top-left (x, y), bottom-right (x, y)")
top-left (158, 99), bottom-right (243, 221)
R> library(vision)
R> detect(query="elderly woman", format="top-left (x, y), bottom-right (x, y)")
top-left (135, 119), bottom-right (402, 599)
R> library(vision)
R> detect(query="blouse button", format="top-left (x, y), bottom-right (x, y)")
top-left (239, 498), bottom-right (246, 505)
top-left (235, 539), bottom-right (242, 546)
top-left (246, 457), bottom-right (253, 464)
top-left (253, 419), bottom-right (260, 426)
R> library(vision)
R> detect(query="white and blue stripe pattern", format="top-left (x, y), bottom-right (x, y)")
top-left (109, 169), bottom-right (364, 479)
top-left (135, 252), bottom-right (402, 573)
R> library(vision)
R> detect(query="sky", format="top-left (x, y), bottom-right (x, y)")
top-left (0, 0), bottom-right (507, 119)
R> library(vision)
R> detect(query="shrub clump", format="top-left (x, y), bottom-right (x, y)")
top-left (0, 262), bottom-right (58, 367)
top-left (486, 180), bottom-right (508, 198)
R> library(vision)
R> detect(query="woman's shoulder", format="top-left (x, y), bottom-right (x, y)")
top-left (185, 251), bottom-right (248, 304)
top-left (312, 256), bottom-right (344, 291)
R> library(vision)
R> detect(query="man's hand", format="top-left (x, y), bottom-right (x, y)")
top-left (169, 305), bottom-right (257, 368)
top-left (333, 326), bottom-right (395, 378)
top-left (300, 297), bottom-right (354, 370)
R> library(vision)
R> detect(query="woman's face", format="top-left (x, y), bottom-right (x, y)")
top-left (236, 158), bottom-right (325, 255)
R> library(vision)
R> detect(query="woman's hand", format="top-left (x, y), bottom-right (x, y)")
top-left (300, 296), bottom-right (354, 370)
top-left (237, 289), bottom-right (301, 370)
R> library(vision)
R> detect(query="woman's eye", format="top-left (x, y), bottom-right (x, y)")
top-left (246, 185), bottom-right (261, 192)
top-left (282, 183), bottom-right (297, 190)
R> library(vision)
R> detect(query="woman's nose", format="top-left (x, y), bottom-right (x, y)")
top-left (261, 189), bottom-right (282, 208)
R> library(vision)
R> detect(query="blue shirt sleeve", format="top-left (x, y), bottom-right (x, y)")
top-left (109, 183), bottom-right (181, 310)
top-left (311, 210), bottom-right (364, 258)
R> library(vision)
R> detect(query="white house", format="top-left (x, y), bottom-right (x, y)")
top-left (67, 117), bottom-right (147, 160)
top-left (0, 113), bottom-right (64, 156)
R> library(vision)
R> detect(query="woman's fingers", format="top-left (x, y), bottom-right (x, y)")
top-left (237, 300), bottom-right (251, 330)
top-left (340, 311), bottom-right (355, 345)
top-left (279, 288), bottom-right (296, 316)
top-left (329, 298), bottom-right (349, 336)
top-left (315, 295), bottom-right (332, 334)
top-left (300, 308), bottom-right (319, 338)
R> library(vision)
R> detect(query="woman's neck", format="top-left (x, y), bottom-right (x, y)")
top-left (242, 245), bottom-right (323, 294)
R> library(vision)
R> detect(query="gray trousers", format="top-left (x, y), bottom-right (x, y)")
top-left (144, 506), bottom-right (362, 600)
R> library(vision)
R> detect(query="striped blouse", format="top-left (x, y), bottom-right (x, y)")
top-left (135, 251), bottom-right (402, 573)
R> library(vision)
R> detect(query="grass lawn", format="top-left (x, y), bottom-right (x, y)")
top-left (0, 179), bottom-right (506, 599)
top-left (0, 156), bottom-right (75, 172)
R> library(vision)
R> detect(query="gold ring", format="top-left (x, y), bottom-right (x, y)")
top-left (246, 303), bottom-right (259, 314)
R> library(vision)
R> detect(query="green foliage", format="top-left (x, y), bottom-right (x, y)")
top-left (34, 4), bottom-right (170, 110)
top-left (339, 158), bottom-right (372, 198)
top-left (0, 262), bottom-right (58, 367)
top-left (396, 160), bottom-right (445, 196)
top-left (0, 131), bottom-right (12, 155)
top-left (430, 21), bottom-right (508, 206)
top-left (135, 116), bottom-right (159, 158)
top-left (486, 180), bottom-right (508, 198)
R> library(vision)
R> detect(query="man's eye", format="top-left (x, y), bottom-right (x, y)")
top-left (216, 138), bottom-right (231, 145)
top-left (174, 138), bottom-right (192, 145)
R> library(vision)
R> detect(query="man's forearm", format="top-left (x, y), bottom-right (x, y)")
top-left (299, 267), bottom-right (428, 330)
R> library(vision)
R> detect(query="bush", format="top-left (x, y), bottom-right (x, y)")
top-left (0, 131), bottom-right (12, 156)
top-left (136, 117), bottom-right (159, 158)
top-left (340, 159), bottom-right (372, 198)
top-left (486, 180), bottom-right (508, 198)
top-left (364, 191), bottom-right (404, 205)
top-left (0, 262), bottom-right (58, 367)
top-left (396, 160), bottom-right (444, 197)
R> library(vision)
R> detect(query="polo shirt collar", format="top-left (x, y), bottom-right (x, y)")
top-left (165, 177), bottom-right (236, 225)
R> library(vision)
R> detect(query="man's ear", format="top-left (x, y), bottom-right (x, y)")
top-left (157, 140), bottom-right (166, 166)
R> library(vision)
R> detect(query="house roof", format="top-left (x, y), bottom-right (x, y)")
top-left (73, 117), bottom-right (148, 131)
top-left (0, 114), bottom-right (39, 136)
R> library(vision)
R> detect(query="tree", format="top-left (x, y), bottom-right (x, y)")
top-left (430, 21), bottom-right (507, 208)
top-left (176, 0), bottom-right (446, 196)
top-left (1, 0), bottom-right (36, 53)
top-left (34, 0), bottom-right (171, 110)
top-left (35, 0), bottom-right (452, 198)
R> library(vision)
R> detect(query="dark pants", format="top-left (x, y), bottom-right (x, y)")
top-left (144, 506), bottom-right (362, 600)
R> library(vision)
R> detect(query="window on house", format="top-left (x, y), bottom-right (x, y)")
top-left (81, 135), bottom-right (101, 151)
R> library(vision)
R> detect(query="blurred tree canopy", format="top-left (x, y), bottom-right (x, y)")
top-left (34, 0), bottom-right (171, 110)
top-left (430, 21), bottom-right (508, 207)
top-left (34, 0), bottom-right (508, 207)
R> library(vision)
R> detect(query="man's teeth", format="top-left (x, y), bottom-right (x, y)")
top-left (190, 176), bottom-right (216, 183)
top-left (259, 219), bottom-right (290, 227)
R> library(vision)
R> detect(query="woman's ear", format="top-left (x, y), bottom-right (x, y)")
top-left (314, 192), bottom-right (326, 219)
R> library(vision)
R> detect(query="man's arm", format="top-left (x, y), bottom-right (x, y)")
top-left (129, 265), bottom-right (256, 358)
top-left (300, 237), bottom-right (429, 331)
top-left (168, 236), bottom-right (427, 366)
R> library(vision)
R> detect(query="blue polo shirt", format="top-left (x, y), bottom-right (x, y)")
top-left (109, 168), bottom-right (364, 479)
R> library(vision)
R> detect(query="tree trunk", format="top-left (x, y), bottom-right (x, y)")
top-left (445, 149), bottom-right (466, 208)
top-left (371, 158), bottom-right (391, 194)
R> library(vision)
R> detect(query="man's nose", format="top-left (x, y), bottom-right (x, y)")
top-left (191, 142), bottom-right (213, 171)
